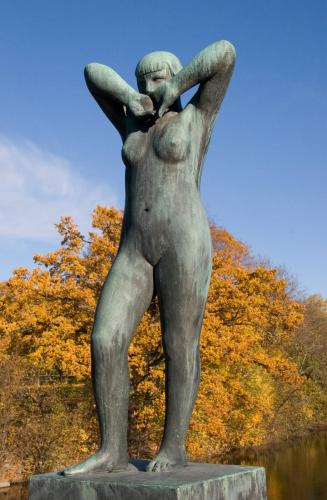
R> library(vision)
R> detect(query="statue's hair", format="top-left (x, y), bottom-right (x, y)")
top-left (135, 51), bottom-right (182, 79)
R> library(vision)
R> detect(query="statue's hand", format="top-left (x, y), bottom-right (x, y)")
top-left (128, 92), bottom-right (155, 119)
top-left (151, 80), bottom-right (178, 118)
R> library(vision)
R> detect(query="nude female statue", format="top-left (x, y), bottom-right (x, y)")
top-left (63, 40), bottom-right (235, 475)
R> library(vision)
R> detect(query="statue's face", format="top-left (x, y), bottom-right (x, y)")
top-left (137, 67), bottom-right (171, 96)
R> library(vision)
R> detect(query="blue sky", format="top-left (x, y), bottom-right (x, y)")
top-left (0, 0), bottom-right (326, 297)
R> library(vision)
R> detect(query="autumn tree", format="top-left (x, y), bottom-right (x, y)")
top-left (1, 205), bottom-right (325, 478)
top-left (289, 295), bottom-right (327, 426)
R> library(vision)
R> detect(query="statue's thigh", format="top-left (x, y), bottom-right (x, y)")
top-left (94, 245), bottom-right (154, 338)
top-left (155, 241), bottom-right (211, 337)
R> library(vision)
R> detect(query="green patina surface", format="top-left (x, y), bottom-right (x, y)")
top-left (62, 41), bottom-right (237, 476)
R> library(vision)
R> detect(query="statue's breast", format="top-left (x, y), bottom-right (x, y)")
top-left (122, 130), bottom-right (147, 167)
top-left (153, 115), bottom-right (189, 163)
top-left (122, 112), bottom-right (191, 167)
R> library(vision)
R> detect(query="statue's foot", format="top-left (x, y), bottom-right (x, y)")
top-left (146, 448), bottom-right (187, 472)
top-left (61, 450), bottom-right (129, 475)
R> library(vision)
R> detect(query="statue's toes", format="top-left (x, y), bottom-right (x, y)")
top-left (61, 464), bottom-right (84, 476)
top-left (60, 452), bottom-right (110, 476)
top-left (146, 458), bottom-right (173, 472)
top-left (158, 461), bottom-right (172, 472)
top-left (146, 459), bottom-right (157, 472)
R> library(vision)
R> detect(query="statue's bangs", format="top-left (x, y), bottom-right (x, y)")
top-left (135, 59), bottom-right (166, 78)
top-left (135, 52), bottom-right (182, 79)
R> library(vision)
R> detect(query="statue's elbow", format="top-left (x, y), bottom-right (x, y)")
top-left (84, 62), bottom-right (98, 86)
top-left (220, 40), bottom-right (236, 67)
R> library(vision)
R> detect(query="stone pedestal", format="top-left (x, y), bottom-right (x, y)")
top-left (29, 459), bottom-right (267, 499)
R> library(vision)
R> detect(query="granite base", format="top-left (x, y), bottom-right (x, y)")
top-left (29, 459), bottom-right (267, 499)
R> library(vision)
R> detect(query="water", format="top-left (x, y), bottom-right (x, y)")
top-left (228, 432), bottom-right (327, 499)
top-left (1, 433), bottom-right (327, 499)
top-left (0, 483), bottom-right (27, 500)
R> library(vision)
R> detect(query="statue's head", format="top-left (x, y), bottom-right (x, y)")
top-left (135, 51), bottom-right (182, 95)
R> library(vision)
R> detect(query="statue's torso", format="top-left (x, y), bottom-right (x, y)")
top-left (120, 105), bottom-right (212, 263)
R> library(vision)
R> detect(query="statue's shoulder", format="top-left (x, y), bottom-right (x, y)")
top-left (180, 102), bottom-right (206, 132)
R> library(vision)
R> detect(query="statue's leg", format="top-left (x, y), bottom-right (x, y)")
top-left (147, 235), bottom-right (212, 472)
top-left (63, 243), bottom-right (154, 475)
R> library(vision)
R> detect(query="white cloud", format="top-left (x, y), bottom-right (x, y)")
top-left (0, 136), bottom-right (117, 240)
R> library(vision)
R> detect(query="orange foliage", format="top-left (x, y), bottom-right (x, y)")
top-left (1, 205), bottom-right (319, 476)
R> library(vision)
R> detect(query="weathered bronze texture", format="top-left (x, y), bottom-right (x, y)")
top-left (63, 40), bottom-right (236, 475)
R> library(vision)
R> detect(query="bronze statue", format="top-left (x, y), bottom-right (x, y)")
top-left (63, 40), bottom-right (235, 475)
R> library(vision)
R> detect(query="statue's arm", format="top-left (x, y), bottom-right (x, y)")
top-left (84, 63), bottom-right (154, 139)
top-left (156, 41), bottom-right (236, 118)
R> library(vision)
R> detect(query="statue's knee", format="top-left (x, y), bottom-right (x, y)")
top-left (91, 330), bottom-right (106, 351)
top-left (166, 344), bottom-right (200, 375)
top-left (92, 329), bottom-right (128, 355)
